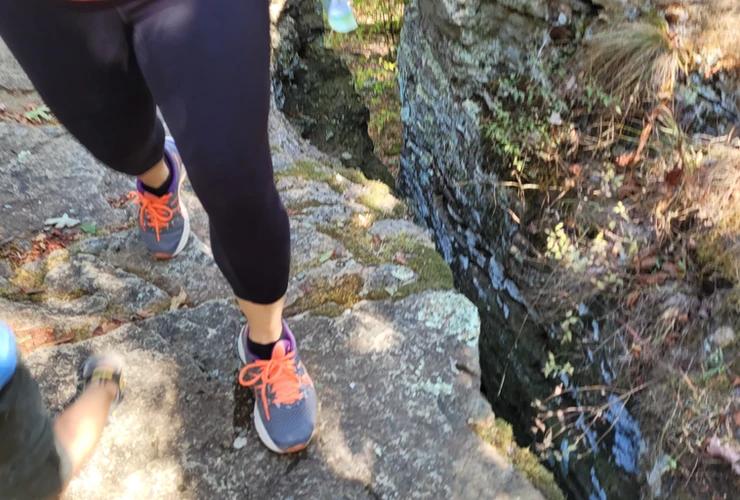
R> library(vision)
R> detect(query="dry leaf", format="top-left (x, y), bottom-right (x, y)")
top-left (136, 309), bottom-right (155, 319)
top-left (707, 436), bottom-right (740, 475)
top-left (616, 152), bottom-right (635, 168)
top-left (664, 168), bottom-right (683, 187)
top-left (626, 290), bottom-right (640, 309)
top-left (44, 213), bottom-right (80, 229)
top-left (634, 119), bottom-right (654, 165)
top-left (394, 252), bottom-right (407, 265)
top-left (734, 411), bottom-right (740, 428)
top-left (549, 111), bottom-right (563, 126)
top-left (372, 234), bottom-right (382, 250)
top-left (635, 255), bottom-right (658, 272)
top-left (170, 288), bottom-right (188, 311)
top-left (636, 272), bottom-right (669, 286)
top-left (662, 262), bottom-right (681, 277)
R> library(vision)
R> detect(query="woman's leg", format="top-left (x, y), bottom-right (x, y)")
top-left (0, 0), bottom-right (189, 259)
top-left (129, 0), bottom-right (291, 332)
top-left (128, 0), bottom-right (316, 452)
top-left (0, 0), bottom-right (164, 178)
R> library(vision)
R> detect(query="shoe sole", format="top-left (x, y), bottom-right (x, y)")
top-left (154, 203), bottom-right (190, 260)
top-left (154, 139), bottom-right (191, 260)
top-left (235, 329), bottom-right (314, 454)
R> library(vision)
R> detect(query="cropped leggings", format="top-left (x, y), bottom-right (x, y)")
top-left (0, 0), bottom-right (290, 304)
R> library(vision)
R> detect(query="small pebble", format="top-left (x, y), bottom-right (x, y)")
top-left (711, 326), bottom-right (735, 348)
top-left (233, 436), bottom-right (248, 450)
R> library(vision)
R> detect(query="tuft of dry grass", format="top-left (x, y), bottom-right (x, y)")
top-left (689, 145), bottom-right (740, 283)
top-left (584, 16), bottom-right (681, 103)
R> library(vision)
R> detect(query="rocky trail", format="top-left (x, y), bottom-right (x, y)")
top-left (0, 38), bottom-right (543, 499)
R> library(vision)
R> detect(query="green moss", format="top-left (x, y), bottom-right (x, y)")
top-left (396, 243), bottom-right (455, 297)
top-left (276, 159), bottom-right (340, 191)
top-left (12, 265), bottom-right (46, 290)
top-left (289, 256), bottom-right (323, 280)
top-left (312, 302), bottom-right (346, 318)
top-left (473, 419), bottom-right (565, 500)
top-left (276, 159), bottom-right (381, 197)
top-left (284, 274), bottom-right (364, 316)
top-left (318, 223), bottom-right (454, 298)
top-left (357, 179), bottom-right (407, 219)
top-left (284, 199), bottom-right (328, 213)
top-left (334, 165), bottom-right (369, 185)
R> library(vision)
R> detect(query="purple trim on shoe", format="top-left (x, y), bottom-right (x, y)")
top-left (135, 141), bottom-right (180, 195)
top-left (242, 320), bottom-right (296, 359)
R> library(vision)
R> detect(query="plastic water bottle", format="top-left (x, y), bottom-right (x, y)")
top-left (324, 0), bottom-right (358, 34)
top-left (0, 321), bottom-right (17, 391)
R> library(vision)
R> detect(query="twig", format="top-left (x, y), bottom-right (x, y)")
top-left (543, 384), bottom-right (626, 404)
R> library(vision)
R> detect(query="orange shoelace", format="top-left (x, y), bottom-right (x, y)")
top-left (129, 191), bottom-right (176, 242)
top-left (238, 349), bottom-right (307, 420)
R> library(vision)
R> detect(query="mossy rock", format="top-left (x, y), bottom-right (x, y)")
top-left (473, 418), bottom-right (565, 500)
top-left (318, 221), bottom-right (453, 299)
top-left (285, 274), bottom-right (364, 316)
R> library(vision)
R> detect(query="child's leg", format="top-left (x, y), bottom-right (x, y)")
top-left (0, 354), bottom-right (123, 499)
top-left (53, 379), bottom-right (118, 483)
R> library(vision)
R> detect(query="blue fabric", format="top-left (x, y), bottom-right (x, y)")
top-left (0, 322), bottom-right (18, 391)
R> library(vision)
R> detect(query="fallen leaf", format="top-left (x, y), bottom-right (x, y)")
top-left (634, 119), bottom-right (654, 166)
top-left (136, 309), bottom-right (155, 319)
top-left (636, 271), bottom-right (669, 286)
top-left (678, 313), bottom-right (689, 324)
top-left (44, 213), bottom-right (80, 229)
top-left (662, 262), bottom-right (681, 277)
top-left (664, 168), bottom-right (683, 187)
top-left (626, 290), bottom-right (640, 309)
top-left (319, 250), bottom-right (334, 263)
top-left (93, 321), bottom-right (121, 337)
top-left (634, 255), bottom-right (658, 272)
top-left (170, 288), bottom-right (188, 311)
top-left (80, 223), bottom-right (97, 234)
top-left (394, 252), bottom-right (407, 265)
top-left (372, 234), bottom-right (382, 250)
top-left (734, 411), bottom-right (740, 428)
top-left (616, 152), bottom-right (635, 168)
top-left (733, 375), bottom-right (740, 388)
top-left (707, 436), bottom-right (740, 475)
top-left (568, 163), bottom-right (582, 177)
top-left (549, 111), bottom-right (563, 126)
top-left (23, 105), bottom-right (53, 123)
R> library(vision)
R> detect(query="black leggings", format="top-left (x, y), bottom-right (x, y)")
top-left (0, 0), bottom-right (290, 304)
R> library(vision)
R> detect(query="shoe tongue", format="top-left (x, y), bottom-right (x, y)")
top-left (272, 339), bottom-right (292, 358)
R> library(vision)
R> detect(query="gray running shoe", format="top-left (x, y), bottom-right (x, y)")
top-left (130, 137), bottom-right (190, 259)
top-left (237, 321), bottom-right (317, 453)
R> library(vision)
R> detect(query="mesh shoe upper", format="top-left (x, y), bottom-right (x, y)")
top-left (238, 322), bottom-right (317, 452)
top-left (130, 137), bottom-right (190, 259)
